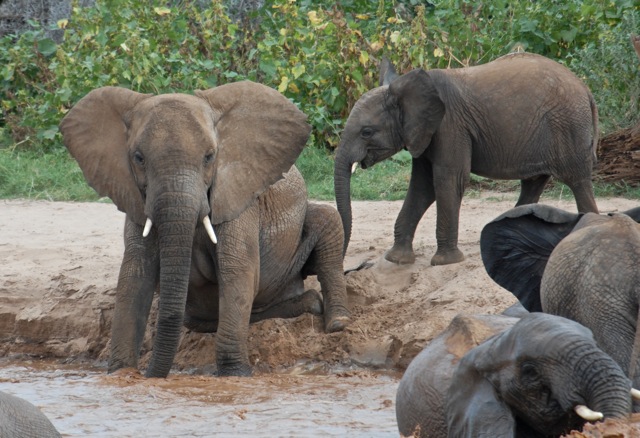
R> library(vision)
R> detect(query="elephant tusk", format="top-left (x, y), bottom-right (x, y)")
top-left (142, 218), bottom-right (153, 237)
top-left (351, 162), bottom-right (358, 174)
top-left (574, 405), bottom-right (603, 422)
top-left (631, 388), bottom-right (640, 400)
top-left (203, 216), bottom-right (217, 244)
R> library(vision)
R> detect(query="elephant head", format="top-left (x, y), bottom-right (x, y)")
top-left (396, 313), bottom-right (635, 438)
top-left (60, 82), bottom-right (310, 377)
top-left (447, 313), bottom-right (632, 436)
top-left (480, 204), bottom-right (640, 313)
top-left (334, 63), bottom-right (445, 255)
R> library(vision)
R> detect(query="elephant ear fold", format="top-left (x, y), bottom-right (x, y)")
top-left (388, 69), bottom-right (445, 158)
top-left (446, 345), bottom-right (516, 437)
top-left (196, 81), bottom-right (311, 224)
top-left (621, 206), bottom-right (640, 223)
top-left (379, 56), bottom-right (399, 86)
top-left (60, 87), bottom-right (152, 224)
top-left (480, 204), bottom-right (581, 312)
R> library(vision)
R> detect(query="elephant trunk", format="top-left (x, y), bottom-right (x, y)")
top-left (145, 176), bottom-right (207, 378)
top-left (575, 348), bottom-right (632, 419)
top-left (334, 144), bottom-right (354, 257)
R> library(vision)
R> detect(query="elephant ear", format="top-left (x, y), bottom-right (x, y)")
top-left (480, 204), bottom-right (582, 312)
top-left (621, 206), bottom-right (640, 222)
top-left (196, 81), bottom-right (311, 224)
top-left (446, 345), bottom-right (516, 437)
top-left (387, 69), bottom-right (445, 158)
top-left (60, 87), bottom-right (152, 224)
top-left (379, 56), bottom-right (399, 86)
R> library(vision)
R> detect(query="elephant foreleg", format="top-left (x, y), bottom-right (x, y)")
top-left (516, 175), bottom-right (551, 206)
top-left (301, 203), bottom-right (351, 332)
top-left (214, 210), bottom-right (260, 377)
top-left (109, 219), bottom-right (159, 373)
top-left (386, 156), bottom-right (435, 265)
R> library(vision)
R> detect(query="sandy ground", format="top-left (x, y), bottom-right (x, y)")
top-left (2, 192), bottom-right (640, 435)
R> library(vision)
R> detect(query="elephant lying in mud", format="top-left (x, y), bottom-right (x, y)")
top-left (60, 81), bottom-right (351, 378)
top-left (395, 313), bottom-right (636, 438)
top-left (334, 53), bottom-right (599, 267)
top-left (0, 391), bottom-right (61, 438)
top-left (481, 203), bottom-right (640, 389)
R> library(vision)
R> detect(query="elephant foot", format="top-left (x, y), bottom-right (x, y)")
top-left (430, 248), bottom-right (465, 266)
top-left (216, 362), bottom-right (253, 377)
top-left (384, 243), bottom-right (416, 265)
top-left (325, 314), bottom-right (351, 333)
top-left (301, 289), bottom-right (324, 316)
top-left (324, 302), bottom-right (352, 333)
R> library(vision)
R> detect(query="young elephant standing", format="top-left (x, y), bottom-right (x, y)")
top-left (396, 313), bottom-right (634, 438)
top-left (60, 81), bottom-right (351, 378)
top-left (334, 53), bottom-right (599, 266)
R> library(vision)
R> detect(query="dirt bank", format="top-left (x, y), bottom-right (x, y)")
top-left (2, 193), bottom-right (638, 375)
top-left (3, 193), bottom-right (640, 435)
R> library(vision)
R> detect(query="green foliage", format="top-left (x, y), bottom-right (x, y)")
top-left (568, 8), bottom-right (640, 133)
top-left (0, 0), bottom-right (638, 201)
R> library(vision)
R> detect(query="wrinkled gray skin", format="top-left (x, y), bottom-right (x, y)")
top-left (396, 313), bottom-right (632, 438)
top-left (335, 53), bottom-right (599, 267)
top-left (0, 391), bottom-right (61, 438)
top-left (60, 82), bottom-right (351, 378)
top-left (481, 203), bottom-right (640, 391)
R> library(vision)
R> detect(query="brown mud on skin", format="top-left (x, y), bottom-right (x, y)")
top-left (562, 414), bottom-right (640, 437)
top-left (2, 195), bottom-right (640, 436)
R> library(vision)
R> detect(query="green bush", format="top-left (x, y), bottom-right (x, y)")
top-left (0, 0), bottom-right (638, 201)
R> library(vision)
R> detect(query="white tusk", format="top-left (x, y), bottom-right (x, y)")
top-left (203, 216), bottom-right (217, 244)
top-left (142, 218), bottom-right (152, 237)
top-left (351, 162), bottom-right (358, 174)
top-left (574, 405), bottom-right (603, 422)
top-left (631, 388), bottom-right (640, 400)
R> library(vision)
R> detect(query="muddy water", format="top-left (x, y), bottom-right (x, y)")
top-left (0, 360), bottom-right (399, 437)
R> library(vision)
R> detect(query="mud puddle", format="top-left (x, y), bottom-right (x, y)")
top-left (0, 359), bottom-right (399, 437)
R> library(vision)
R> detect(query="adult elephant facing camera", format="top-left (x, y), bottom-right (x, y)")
top-left (334, 53), bottom-right (599, 266)
top-left (60, 81), bottom-right (351, 378)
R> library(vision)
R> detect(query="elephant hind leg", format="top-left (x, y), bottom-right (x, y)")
top-left (516, 175), bottom-right (551, 206)
top-left (302, 203), bottom-right (352, 333)
top-left (184, 289), bottom-right (324, 333)
top-left (250, 289), bottom-right (323, 323)
top-left (565, 178), bottom-right (599, 213)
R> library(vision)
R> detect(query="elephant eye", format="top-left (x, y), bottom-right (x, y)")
top-left (203, 152), bottom-right (214, 166)
top-left (361, 127), bottom-right (374, 138)
top-left (520, 362), bottom-right (542, 386)
top-left (133, 151), bottom-right (145, 167)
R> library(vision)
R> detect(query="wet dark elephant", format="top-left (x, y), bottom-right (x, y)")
top-left (396, 313), bottom-right (635, 438)
top-left (0, 391), bottom-right (61, 438)
top-left (60, 81), bottom-right (351, 378)
top-left (334, 53), bottom-right (599, 267)
top-left (481, 203), bottom-right (640, 390)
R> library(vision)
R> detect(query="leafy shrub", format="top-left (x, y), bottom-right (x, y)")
top-left (0, 0), bottom-right (638, 152)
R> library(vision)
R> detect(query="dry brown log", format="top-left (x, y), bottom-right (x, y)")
top-left (595, 122), bottom-right (640, 185)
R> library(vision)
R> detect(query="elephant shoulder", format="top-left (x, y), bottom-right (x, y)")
top-left (258, 165), bottom-right (307, 225)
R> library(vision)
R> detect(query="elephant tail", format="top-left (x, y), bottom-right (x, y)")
top-left (589, 92), bottom-right (599, 165)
